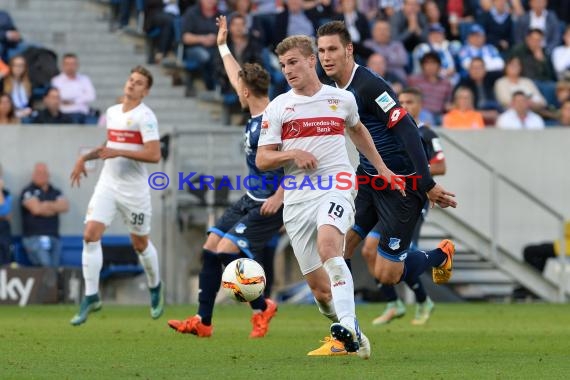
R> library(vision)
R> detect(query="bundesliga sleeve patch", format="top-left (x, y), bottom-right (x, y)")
top-left (387, 107), bottom-right (408, 128)
top-left (375, 91), bottom-right (396, 113)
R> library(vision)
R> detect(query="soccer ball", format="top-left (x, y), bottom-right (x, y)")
top-left (221, 258), bottom-right (266, 302)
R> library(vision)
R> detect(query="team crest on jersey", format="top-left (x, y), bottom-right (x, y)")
top-left (328, 97), bottom-right (340, 111)
top-left (388, 237), bottom-right (401, 251)
top-left (250, 121), bottom-right (259, 133)
top-left (375, 91), bottom-right (396, 113)
top-left (127, 119), bottom-right (133, 127)
top-left (235, 223), bottom-right (247, 234)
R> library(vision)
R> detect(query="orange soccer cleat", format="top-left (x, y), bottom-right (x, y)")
top-left (167, 315), bottom-right (213, 337)
top-left (249, 299), bottom-right (278, 338)
top-left (432, 239), bottom-right (456, 284)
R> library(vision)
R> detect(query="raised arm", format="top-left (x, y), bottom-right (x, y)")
top-left (216, 15), bottom-right (241, 92)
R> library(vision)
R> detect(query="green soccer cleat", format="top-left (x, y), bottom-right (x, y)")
top-left (150, 282), bottom-right (164, 319)
top-left (70, 294), bottom-right (102, 326)
top-left (412, 297), bottom-right (435, 325)
top-left (372, 299), bottom-right (406, 325)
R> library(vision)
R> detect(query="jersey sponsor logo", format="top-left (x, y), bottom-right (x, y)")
top-left (237, 239), bottom-right (248, 248)
top-left (107, 129), bottom-right (143, 144)
top-left (431, 137), bottom-right (443, 153)
top-left (398, 252), bottom-right (408, 261)
top-left (282, 117), bottom-right (345, 140)
top-left (235, 223), bottom-right (247, 234)
top-left (387, 107), bottom-right (408, 128)
top-left (375, 91), bottom-right (396, 113)
top-left (388, 237), bottom-right (401, 251)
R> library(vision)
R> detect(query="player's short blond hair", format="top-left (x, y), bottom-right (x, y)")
top-left (131, 65), bottom-right (153, 89)
top-left (275, 35), bottom-right (316, 58)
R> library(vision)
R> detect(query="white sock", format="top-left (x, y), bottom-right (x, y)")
top-left (83, 241), bottom-right (103, 296)
top-left (138, 240), bottom-right (160, 288)
top-left (323, 256), bottom-right (356, 328)
top-left (315, 297), bottom-right (338, 322)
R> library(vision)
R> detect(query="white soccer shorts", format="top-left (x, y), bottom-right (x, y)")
top-left (283, 191), bottom-right (355, 275)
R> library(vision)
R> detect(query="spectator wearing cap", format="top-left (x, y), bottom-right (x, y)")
top-left (514, 0), bottom-right (561, 55)
top-left (477, 0), bottom-right (514, 53)
top-left (408, 51), bottom-right (453, 122)
top-left (496, 90), bottom-right (545, 129)
top-left (457, 24), bottom-right (505, 76)
top-left (389, 0), bottom-right (428, 51)
top-left (363, 19), bottom-right (409, 82)
top-left (412, 23), bottom-right (461, 84)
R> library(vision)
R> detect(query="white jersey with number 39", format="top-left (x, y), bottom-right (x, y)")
top-left (97, 102), bottom-right (159, 197)
top-left (259, 85), bottom-right (359, 205)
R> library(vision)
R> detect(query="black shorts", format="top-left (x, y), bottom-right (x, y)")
top-left (353, 168), bottom-right (427, 261)
top-left (208, 194), bottom-right (283, 259)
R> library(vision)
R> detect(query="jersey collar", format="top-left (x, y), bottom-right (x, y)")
top-left (336, 63), bottom-right (359, 90)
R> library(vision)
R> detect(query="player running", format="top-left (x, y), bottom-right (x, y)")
top-left (69, 66), bottom-right (164, 325)
top-left (167, 15), bottom-right (283, 339)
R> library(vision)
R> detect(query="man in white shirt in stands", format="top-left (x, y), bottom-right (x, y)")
top-left (51, 53), bottom-right (96, 124)
top-left (496, 90), bottom-right (545, 129)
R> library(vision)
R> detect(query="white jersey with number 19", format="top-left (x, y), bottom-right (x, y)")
top-left (258, 85), bottom-right (359, 205)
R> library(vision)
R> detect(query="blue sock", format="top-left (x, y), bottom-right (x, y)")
top-left (402, 248), bottom-right (447, 283)
top-left (376, 279), bottom-right (398, 302)
top-left (197, 249), bottom-right (222, 325)
top-left (405, 278), bottom-right (427, 303)
top-left (249, 295), bottom-right (268, 311)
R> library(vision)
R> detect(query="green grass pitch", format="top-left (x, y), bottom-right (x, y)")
top-left (2, 303), bottom-right (569, 379)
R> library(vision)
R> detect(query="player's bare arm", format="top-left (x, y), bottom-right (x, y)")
top-left (347, 121), bottom-right (406, 196)
top-left (260, 185), bottom-right (284, 216)
top-left (70, 142), bottom-right (106, 188)
top-left (256, 145), bottom-right (317, 171)
top-left (216, 15), bottom-right (241, 91)
top-left (99, 140), bottom-right (161, 164)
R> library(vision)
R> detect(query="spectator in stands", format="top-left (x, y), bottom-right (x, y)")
top-left (30, 87), bottom-right (73, 125)
top-left (20, 162), bottom-right (69, 267)
top-left (335, 0), bottom-right (371, 62)
top-left (1, 55), bottom-right (32, 119)
top-left (389, 0), bottom-right (428, 51)
top-left (363, 20), bottom-right (408, 82)
top-left (514, 0), bottom-right (560, 55)
top-left (455, 58), bottom-right (500, 124)
top-left (366, 53), bottom-right (406, 96)
top-left (0, 163), bottom-right (12, 266)
top-left (229, 0), bottom-right (254, 31)
top-left (408, 51), bottom-right (453, 123)
top-left (551, 25), bottom-right (570, 81)
top-left (442, 86), bottom-right (485, 129)
top-left (477, 0), bottom-right (514, 53)
top-left (412, 23), bottom-right (461, 84)
top-left (180, 0), bottom-right (223, 96)
top-left (422, 0), bottom-right (443, 27)
top-left (50, 53), bottom-right (96, 124)
top-left (457, 24), bottom-right (505, 76)
top-left (379, 0), bottom-right (407, 18)
top-left (495, 90), bottom-right (545, 129)
top-left (558, 98), bottom-right (570, 126)
top-left (445, 0), bottom-right (477, 41)
top-left (510, 28), bottom-right (556, 104)
top-left (144, 0), bottom-right (180, 64)
top-left (0, 10), bottom-right (22, 61)
top-left (271, 0), bottom-right (328, 50)
top-left (358, 0), bottom-right (381, 21)
top-left (117, 0), bottom-right (136, 30)
top-left (0, 93), bottom-right (19, 125)
top-left (494, 56), bottom-right (546, 111)
top-left (0, 57), bottom-right (8, 79)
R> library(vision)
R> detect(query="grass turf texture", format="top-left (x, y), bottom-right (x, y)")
top-left (2, 303), bottom-right (569, 379)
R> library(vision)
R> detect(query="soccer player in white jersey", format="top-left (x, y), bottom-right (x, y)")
top-left (69, 66), bottom-right (164, 326)
top-left (256, 35), bottom-right (399, 359)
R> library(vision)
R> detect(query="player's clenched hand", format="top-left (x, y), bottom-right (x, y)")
top-left (260, 194), bottom-right (283, 216)
top-left (216, 15), bottom-right (228, 46)
top-left (427, 184), bottom-right (457, 209)
top-left (98, 147), bottom-right (120, 160)
top-left (293, 150), bottom-right (317, 170)
top-left (70, 159), bottom-right (87, 188)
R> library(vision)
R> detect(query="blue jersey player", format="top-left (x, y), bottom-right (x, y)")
top-left (316, 21), bottom-right (457, 328)
top-left (168, 15), bottom-right (284, 339)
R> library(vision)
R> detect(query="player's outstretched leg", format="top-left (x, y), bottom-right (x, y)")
top-left (70, 240), bottom-right (103, 326)
top-left (249, 297), bottom-right (278, 338)
top-left (397, 239), bottom-right (455, 285)
top-left (136, 239), bottom-right (164, 319)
